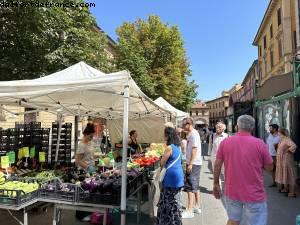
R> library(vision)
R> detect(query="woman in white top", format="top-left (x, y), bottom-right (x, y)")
top-left (75, 123), bottom-right (96, 173)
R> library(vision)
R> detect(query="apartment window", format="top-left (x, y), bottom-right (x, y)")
top-left (277, 8), bottom-right (282, 26)
top-left (196, 111), bottom-right (198, 116)
top-left (278, 39), bottom-right (283, 59)
top-left (219, 112), bottom-right (221, 117)
top-left (190, 111), bottom-right (192, 116)
top-left (270, 25), bottom-right (273, 38)
top-left (202, 110), bottom-right (205, 116)
top-left (263, 35), bottom-right (267, 49)
top-left (259, 45), bottom-right (262, 57)
top-left (270, 50), bottom-right (274, 68)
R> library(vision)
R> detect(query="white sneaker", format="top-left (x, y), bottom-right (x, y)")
top-left (193, 207), bottom-right (202, 214)
top-left (182, 210), bottom-right (194, 219)
top-left (81, 215), bottom-right (91, 222)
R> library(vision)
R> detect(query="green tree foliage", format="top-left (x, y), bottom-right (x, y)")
top-left (0, 0), bottom-right (113, 81)
top-left (116, 15), bottom-right (197, 110)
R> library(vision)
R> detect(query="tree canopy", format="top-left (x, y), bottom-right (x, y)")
top-left (0, 0), bottom-right (113, 81)
top-left (115, 15), bottom-right (197, 110)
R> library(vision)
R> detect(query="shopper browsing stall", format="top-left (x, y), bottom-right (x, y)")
top-left (75, 124), bottom-right (97, 173)
top-left (156, 126), bottom-right (184, 225)
top-left (128, 130), bottom-right (139, 153)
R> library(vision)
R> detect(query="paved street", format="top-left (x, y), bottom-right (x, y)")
top-left (0, 144), bottom-right (299, 225)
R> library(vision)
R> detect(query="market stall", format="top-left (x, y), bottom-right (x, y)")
top-left (0, 62), bottom-right (171, 225)
top-left (154, 97), bottom-right (188, 126)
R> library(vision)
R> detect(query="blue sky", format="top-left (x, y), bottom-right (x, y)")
top-left (90, 0), bottom-right (269, 101)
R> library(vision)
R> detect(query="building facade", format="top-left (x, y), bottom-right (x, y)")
top-left (253, 0), bottom-right (297, 84)
top-left (189, 100), bottom-right (209, 128)
top-left (206, 94), bottom-right (229, 128)
top-left (227, 61), bottom-right (258, 133)
top-left (253, 0), bottom-right (299, 141)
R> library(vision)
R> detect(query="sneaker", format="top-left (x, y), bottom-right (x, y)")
top-left (182, 210), bottom-right (194, 218)
top-left (81, 215), bottom-right (91, 222)
top-left (193, 207), bottom-right (202, 214)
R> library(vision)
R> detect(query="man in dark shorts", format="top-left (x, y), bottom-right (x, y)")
top-left (182, 117), bottom-right (202, 218)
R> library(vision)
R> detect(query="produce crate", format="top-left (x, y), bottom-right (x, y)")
top-left (39, 179), bottom-right (78, 202)
top-left (77, 175), bottom-right (140, 206)
top-left (0, 189), bottom-right (38, 206)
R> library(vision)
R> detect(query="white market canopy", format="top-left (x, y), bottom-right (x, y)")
top-left (0, 62), bottom-right (171, 120)
top-left (0, 62), bottom-right (172, 224)
top-left (154, 97), bottom-right (188, 123)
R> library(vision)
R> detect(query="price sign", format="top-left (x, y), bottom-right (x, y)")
top-left (39, 152), bottom-right (46, 162)
top-left (1, 156), bottom-right (9, 169)
top-left (23, 147), bottom-right (29, 157)
top-left (30, 147), bottom-right (36, 158)
top-left (7, 151), bottom-right (15, 164)
top-left (18, 148), bottom-right (23, 159)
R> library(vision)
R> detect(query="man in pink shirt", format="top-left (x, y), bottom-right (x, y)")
top-left (213, 115), bottom-right (273, 225)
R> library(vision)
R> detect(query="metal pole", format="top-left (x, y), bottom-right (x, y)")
top-left (55, 113), bottom-right (63, 167)
top-left (120, 84), bottom-right (129, 225)
top-left (74, 116), bottom-right (79, 154)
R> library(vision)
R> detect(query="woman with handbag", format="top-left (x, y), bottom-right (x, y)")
top-left (156, 127), bottom-right (184, 225)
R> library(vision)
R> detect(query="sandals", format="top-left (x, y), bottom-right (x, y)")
top-left (287, 193), bottom-right (297, 198)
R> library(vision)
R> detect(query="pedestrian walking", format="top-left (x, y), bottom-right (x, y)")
top-left (275, 128), bottom-right (297, 198)
top-left (266, 124), bottom-right (280, 187)
top-left (213, 115), bottom-right (273, 225)
top-left (208, 122), bottom-right (228, 171)
top-left (182, 117), bottom-right (202, 218)
top-left (156, 126), bottom-right (184, 225)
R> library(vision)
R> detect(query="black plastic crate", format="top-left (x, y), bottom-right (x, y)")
top-left (0, 184), bottom-right (39, 206)
top-left (39, 179), bottom-right (77, 202)
top-left (30, 122), bottom-right (41, 129)
top-left (78, 191), bottom-right (119, 206)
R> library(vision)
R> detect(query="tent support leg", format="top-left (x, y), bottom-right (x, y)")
top-left (54, 114), bottom-right (63, 168)
top-left (74, 116), bottom-right (79, 154)
top-left (120, 85), bottom-right (129, 225)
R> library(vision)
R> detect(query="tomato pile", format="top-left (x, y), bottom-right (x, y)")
top-left (133, 156), bottom-right (159, 167)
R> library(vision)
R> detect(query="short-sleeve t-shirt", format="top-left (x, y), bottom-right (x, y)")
top-left (77, 142), bottom-right (95, 169)
top-left (216, 132), bottom-right (273, 202)
top-left (186, 129), bottom-right (202, 166)
top-left (266, 134), bottom-right (280, 156)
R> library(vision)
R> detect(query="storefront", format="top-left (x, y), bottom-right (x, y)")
top-left (255, 69), bottom-right (300, 175)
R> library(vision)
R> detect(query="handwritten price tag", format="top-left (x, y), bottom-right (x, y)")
top-left (23, 147), bottom-right (29, 157)
top-left (30, 147), bottom-right (36, 158)
top-left (1, 156), bottom-right (9, 169)
top-left (7, 151), bottom-right (15, 164)
top-left (39, 152), bottom-right (46, 162)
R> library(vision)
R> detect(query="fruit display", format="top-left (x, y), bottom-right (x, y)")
top-left (132, 156), bottom-right (159, 168)
top-left (0, 181), bottom-right (39, 197)
top-left (78, 168), bottom-right (144, 205)
top-left (149, 143), bottom-right (165, 156)
top-left (127, 161), bottom-right (140, 170)
top-left (41, 181), bottom-right (77, 192)
top-left (0, 172), bottom-right (5, 184)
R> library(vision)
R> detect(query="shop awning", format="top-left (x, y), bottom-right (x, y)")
top-left (256, 72), bottom-right (293, 101)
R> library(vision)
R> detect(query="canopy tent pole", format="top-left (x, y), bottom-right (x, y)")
top-left (54, 113), bottom-right (63, 168)
top-left (120, 84), bottom-right (129, 225)
top-left (105, 119), bottom-right (108, 152)
top-left (74, 116), bottom-right (79, 154)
